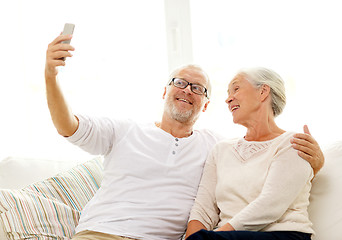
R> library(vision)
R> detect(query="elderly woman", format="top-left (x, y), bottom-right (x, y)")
top-left (185, 68), bottom-right (314, 240)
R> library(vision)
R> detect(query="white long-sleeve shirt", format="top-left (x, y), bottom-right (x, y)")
top-left (189, 132), bottom-right (314, 234)
top-left (67, 115), bottom-right (222, 240)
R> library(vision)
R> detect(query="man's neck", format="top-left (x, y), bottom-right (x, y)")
top-left (156, 115), bottom-right (194, 138)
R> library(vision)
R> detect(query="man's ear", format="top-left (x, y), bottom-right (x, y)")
top-left (260, 84), bottom-right (270, 102)
top-left (202, 100), bottom-right (210, 112)
top-left (162, 87), bottom-right (167, 99)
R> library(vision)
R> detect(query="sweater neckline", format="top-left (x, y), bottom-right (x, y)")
top-left (241, 131), bottom-right (288, 144)
top-left (234, 132), bottom-right (288, 162)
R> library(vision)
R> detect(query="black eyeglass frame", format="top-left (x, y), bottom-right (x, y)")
top-left (168, 78), bottom-right (209, 98)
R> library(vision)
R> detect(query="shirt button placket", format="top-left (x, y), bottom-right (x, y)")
top-left (172, 138), bottom-right (179, 155)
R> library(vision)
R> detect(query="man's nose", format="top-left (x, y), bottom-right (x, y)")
top-left (183, 84), bottom-right (193, 94)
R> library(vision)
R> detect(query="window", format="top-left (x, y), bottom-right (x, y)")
top-left (0, 0), bottom-right (340, 161)
top-left (0, 0), bottom-right (168, 160)
top-left (190, 0), bottom-right (342, 145)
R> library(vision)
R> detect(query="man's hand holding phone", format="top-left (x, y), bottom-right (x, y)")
top-left (45, 23), bottom-right (75, 79)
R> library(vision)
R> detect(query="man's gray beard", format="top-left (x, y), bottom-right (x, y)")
top-left (164, 98), bottom-right (196, 123)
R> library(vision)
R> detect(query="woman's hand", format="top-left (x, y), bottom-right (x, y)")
top-left (185, 220), bottom-right (207, 239)
top-left (215, 223), bottom-right (235, 231)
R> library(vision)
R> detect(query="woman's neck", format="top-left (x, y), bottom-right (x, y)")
top-left (243, 116), bottom-right (285, 142)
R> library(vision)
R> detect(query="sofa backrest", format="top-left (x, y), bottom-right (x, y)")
top-left (308, 141), bottom-right (342, 240)
top-left (0, 157), bottom-right (81, 189)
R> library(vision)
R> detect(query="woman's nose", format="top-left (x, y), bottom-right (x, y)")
top-left (225, 95), bottom-right (233, 104)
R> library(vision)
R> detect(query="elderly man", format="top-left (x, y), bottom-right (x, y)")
top-left (45, 34), bottom-right (324, 240)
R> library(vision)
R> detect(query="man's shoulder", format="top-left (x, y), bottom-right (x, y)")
top-left (195, 128), bottom-right (221, 137)
top-left (194, 129), bottom-right (225, 144)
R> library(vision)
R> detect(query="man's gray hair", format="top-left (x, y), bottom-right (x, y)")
top-left (167, 64), bottom-right (212, 99)
top-left (238, 67), bottom-right (286, 117)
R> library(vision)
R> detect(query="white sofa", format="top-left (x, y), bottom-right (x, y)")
top-left (0, 156), bottom-right (103, 240)
top-left (0, 141), bottom-right (341, 240)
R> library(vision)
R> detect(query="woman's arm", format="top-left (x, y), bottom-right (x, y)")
top-left (186, 148), bottom-right (220, 234)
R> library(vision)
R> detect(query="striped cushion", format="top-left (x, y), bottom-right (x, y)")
top-left (0, 157), bottom-right (103, 240)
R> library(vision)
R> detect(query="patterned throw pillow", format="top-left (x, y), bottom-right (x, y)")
top-left (0, 157), bottom-right (103, 240)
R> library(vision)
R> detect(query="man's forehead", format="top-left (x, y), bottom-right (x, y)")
top-left (177, 67), bottom-right (207, 83)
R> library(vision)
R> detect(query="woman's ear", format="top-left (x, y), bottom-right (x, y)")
top-left (260, 84), bottom-right (271, 102)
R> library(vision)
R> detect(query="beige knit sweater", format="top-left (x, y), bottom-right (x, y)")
top-left (189, 132), bottom-right (314, 234)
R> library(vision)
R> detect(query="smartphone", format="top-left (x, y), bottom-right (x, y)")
top-left (60, 23), bottom-right (75, 60)
top-left (61, 23), bottom-right (75, 44)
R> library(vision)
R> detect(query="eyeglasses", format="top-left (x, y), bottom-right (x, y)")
top-left (169, 78), bottom-right (208, 98)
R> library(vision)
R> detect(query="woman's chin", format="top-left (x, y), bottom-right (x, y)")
top-left (232, 116), bottom-right (239, 124)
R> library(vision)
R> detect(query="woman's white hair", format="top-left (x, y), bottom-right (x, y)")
top-left (237, 67), bottom-right (286, 117)
top-left (167, 64), bottom-right (212, 99)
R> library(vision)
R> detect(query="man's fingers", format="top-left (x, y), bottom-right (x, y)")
top-left (297, 151), bottom-right (319, 176)
top-left (297, 150), bottom-right (313, 162)
top-left (46, 39), bottom-right (74, 64)
top-left (46, 59), bottom-right (66, 71)
top-left (49, 43), bottom-right (75, 53)
top-left (46, 50), bottom-right (73, 67)
top-left (303, 125), bottom-right (311, 135)
top-left (47, 50), bottom-right (73, 61)
top-left (292, 142), bottom-right (315, 157)
top-left (52, 59), bottom-right (66, 67)
top-left (45, 35), bottom-right (74, 78)
top-left (55, 51), bottom-right (73, 59)
top-left (50, 34), bottom-right (73, 46)
top-left (292, 133), bottom-right (316, 145)
top-left (292, 126), bottom-right (324, 176)
top-left (291, 136), bottom-right (314, 148)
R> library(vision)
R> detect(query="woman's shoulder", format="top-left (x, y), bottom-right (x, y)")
top-left (213, 137), bottom-right (240, 150)
top-left (271, 131), bottom-right (295, 146)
